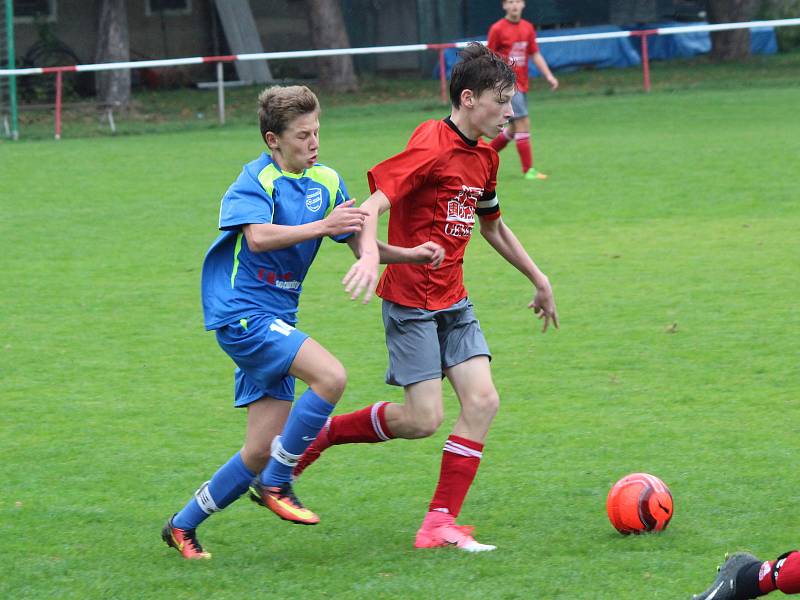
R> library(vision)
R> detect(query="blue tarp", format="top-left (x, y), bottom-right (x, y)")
top-left (633, 22), bottom-right (778, 60)
top-left (438, 26), bottom-right (640, 79)
top-left (436, 22), bottom-right (778, 79)
top-left (532, 25), bottom-right (641, 74)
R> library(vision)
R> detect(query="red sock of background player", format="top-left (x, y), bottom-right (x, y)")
top-left (756, 551), bottom-right (800, 596)
top-left (489, 128), bottom-right (513, 152)
top-left (728, 550), bottom-right (800, 598)
top-left (514, 132), bottom-right (532, 172)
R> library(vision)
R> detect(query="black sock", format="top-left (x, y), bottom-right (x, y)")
top-left (736, 560), bottom-right (765, 599)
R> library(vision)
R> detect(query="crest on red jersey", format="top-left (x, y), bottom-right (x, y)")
top-left (445, 185), bottom-right (483, 237)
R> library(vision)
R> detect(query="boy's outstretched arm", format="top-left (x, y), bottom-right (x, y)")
top-left (243, 199), bottom-right (367, 252)
top-left (347, 236), bottom-right (444, 268)
top-left (346, 216), bottom-right (444, 270)
top-left (341, 191), bottom-right (388, 304)
top-left (478, 215), bottom-right (559, 332)
top-left (343, 192), bottom-right (445, 302)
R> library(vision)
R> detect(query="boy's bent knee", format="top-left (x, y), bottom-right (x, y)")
top-left (406, 410), bottom-right (443, 439)
top-left (312, 361), bottom-right (347, 403)
top-left (464, 389), bottom-right (500, 419)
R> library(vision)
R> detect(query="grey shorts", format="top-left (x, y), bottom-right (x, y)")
top-left (382, 298), bottom-right (491, 387)
top-left (510, 90), bottom-right (528, 120)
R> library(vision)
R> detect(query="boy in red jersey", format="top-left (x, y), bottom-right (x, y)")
top-left (693, 551), bottom-right (800, 599)
top-left (488, 0), bottom-right (558, 180)
top-left (295, 43), bottom-right (558, 552)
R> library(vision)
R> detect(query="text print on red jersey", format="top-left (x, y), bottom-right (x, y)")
top-left (509, 41), bottom-right (528, 66)
top-left (445, 185), bottom-right (483, 238)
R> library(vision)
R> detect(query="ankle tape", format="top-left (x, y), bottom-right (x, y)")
top-left (194, 481), bottom-right (221, 514)
top-left (270, 436), bottom-right (301, 467)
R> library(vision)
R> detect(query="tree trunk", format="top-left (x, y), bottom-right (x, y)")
top-left (706, 0), bottom-right (756, 61)
top-left (305, 0), bottom-right (358, 92)
top-left (95, 0), bottom-right (131, 107)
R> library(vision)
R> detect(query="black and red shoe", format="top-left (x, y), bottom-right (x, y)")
top-left (249, 480), bottom-right (319, 525)
top-left (161, 515), bottom-right (211, 560)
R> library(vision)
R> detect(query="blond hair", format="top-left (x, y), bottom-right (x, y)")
top-left (257, 85), bottom-right (320, 140)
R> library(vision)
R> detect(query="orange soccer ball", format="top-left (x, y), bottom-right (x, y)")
top-left (606, 473), bottom-right (673, 535)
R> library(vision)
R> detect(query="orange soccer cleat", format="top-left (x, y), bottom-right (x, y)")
top-left (161, 516), bottom-right (212, 560)
top-left (249, 480), bottom-right (320, 525)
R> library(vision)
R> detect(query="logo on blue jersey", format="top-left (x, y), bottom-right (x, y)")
top-left (305, 187), bottom-right (323, 212)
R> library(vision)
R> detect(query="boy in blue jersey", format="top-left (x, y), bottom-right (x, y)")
top-left (162, 85), bottom-right (443, 559)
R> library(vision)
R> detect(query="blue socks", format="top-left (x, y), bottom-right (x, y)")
top-left (172, 451), bottom-right (254, 530)
top-left (172, 390), bottom-right (335, 529)
top-left (260, 388), bottom-right (335, 487)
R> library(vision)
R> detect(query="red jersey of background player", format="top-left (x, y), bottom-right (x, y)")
top-left (487, 17), bottom-right (539, 93)
top-left (368, 118), bottom-right (501, 310)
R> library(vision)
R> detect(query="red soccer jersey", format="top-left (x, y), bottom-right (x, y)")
top-left (487, 17), bottom-right (539, 93)
top-left (368, 119), bottom-right (501, 310)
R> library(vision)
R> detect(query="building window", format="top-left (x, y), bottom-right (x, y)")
top-left (13, 0), bottom-right (57, 23)
top-left (146, 0), bottom-right (192, 16)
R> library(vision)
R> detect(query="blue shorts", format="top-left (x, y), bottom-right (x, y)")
top-left (215, 314), bottom-right (309, 407)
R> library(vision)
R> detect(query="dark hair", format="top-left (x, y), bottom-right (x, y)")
top-left (449, 43), bottom-right (515, 108)
top-left (258, 85), bottom-right (320, 139)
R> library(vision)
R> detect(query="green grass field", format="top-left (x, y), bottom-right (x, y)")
top-left (2, 72), bottom-right (799, 599)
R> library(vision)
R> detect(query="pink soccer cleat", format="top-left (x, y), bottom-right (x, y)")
top-left (414, 510), bottom-right (496, 552)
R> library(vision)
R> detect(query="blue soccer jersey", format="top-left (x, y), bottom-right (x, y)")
top-left (202, 152), bottom-right (351, 330)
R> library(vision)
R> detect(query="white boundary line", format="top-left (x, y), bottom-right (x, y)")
top-left (1, 18), bottom-right (799, 77)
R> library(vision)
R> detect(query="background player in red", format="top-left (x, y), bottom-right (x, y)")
top-left (488, 0), bottom-right (558, 180)
top-left (693, 551), bottom-right (800, 599)
top-left (295, 43), bottom-right (559, 552)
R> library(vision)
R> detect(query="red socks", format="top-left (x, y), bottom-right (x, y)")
top-left (428, 435), bottom-right (484, 517)
top-left (759, 551), bottom-right (800, 595)
top-left (490, 129), bottom-right (535, 174)
top-left (489, 128), bottom-right (513, 152)
top-left (327, 401), bottom-right (394, 444)
top-left (514, 132), bottom-right (533, 173)
top-left (325, 410), bottom-right (486, 519)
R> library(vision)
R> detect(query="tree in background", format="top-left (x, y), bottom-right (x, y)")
top-left (305, 0), bottom-right (358, 92)
top-left (757, 0), bottom-right (800, 50)
top-left (95, 0), bottom-right (130, 107)
top-left (706, 0), bottom-right (757, 60)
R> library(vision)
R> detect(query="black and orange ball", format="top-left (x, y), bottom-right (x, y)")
top-left (606, 472), bottom-right (673, 535)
